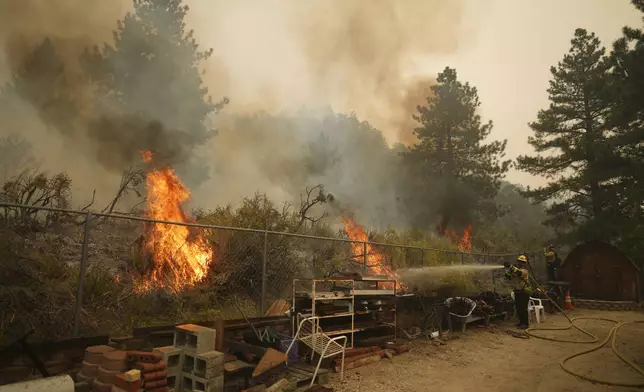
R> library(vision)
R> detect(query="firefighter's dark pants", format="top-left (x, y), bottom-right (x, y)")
top-left (514, 289), bottom-right (530, 326)
top-left (547, 259), bottom-right (561, 281)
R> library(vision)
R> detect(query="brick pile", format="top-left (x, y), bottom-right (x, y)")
top-left (112, 370), bottom-right (142, 392)
top-left (78, 345), bottom-right (116, 386)
top-left (95, 350), bottom-right (127, 392)
top-left (126, 351), bottom-right (168, 392)
top-left (79, 324), bottom-right (223, 392)
top-left (153, 324), bottom-right (224, 392)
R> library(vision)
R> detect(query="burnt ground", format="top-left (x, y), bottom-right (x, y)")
top-left (330, 309), bottom-right (644, 392)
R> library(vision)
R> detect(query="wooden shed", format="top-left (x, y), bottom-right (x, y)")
top-left (560, 240), bottom-right (641, 302)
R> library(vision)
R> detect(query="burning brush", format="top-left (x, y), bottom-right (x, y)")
top-left (135, 151), bottom-right (214, 293)
top-left (341, 213), bottom-right (406, 291)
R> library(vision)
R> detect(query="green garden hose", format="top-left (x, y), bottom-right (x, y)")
top-left (524, 276), bottom-right (644, 388)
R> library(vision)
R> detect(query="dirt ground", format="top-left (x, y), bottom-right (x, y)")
top-left (329, 309), bottom-right (644, 392)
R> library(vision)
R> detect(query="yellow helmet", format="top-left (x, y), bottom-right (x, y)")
top-left (516, 255), bottom-right (528, 263)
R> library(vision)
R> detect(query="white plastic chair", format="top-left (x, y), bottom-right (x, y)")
top-left (510, 292), bottom-right (546, 324)
top-left (286, 313), bottom-right (348, 387)
top-left (528, 297), bottom-right (546, 323)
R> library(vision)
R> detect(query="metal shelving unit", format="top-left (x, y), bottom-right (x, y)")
top-left (292, 277), bottom-right (397, 348)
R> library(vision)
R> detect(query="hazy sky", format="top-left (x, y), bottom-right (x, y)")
top-left (425, 0), bottom-right (642, 187)
top-left (1, 0), bottom-right (642, 196)
top-left (185, 0), bottom-right (642, 188)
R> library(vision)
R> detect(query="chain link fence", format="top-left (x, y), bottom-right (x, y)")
top-left (0, 202), bottom-right (545, 343)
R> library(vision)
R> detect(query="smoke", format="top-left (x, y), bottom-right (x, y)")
top-left (188, 0), bottom-right (466, 226)
top-left (0, 0), bottom-right (469, 226)
top-left (0, 0), bottom-right (131, 203)
top-left (192, 0), bottom-right (462, 143)
top-left (0, 0), bottom-right (129, 78)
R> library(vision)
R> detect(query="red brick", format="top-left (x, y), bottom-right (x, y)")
top-left (146, 388), bottom-right (168, 392)
top-left (144, 379), bottom-right (167, 389)
top-left (103, 351), bottom-right (127, 371)
top-left (86, 346), bottom-right (116, 364)
top-left (126, 351), bottom-right (161, 364)
top-left (134, 361), bottom-right (167, 373)
top-left (93, 380), bottom-right (112, 392)
top-left (142, 370), bottom-right (167, 382)
top-left (98, 367), bottom-right (120, 384)
top-left (115, 374), bottom-right (142, 392)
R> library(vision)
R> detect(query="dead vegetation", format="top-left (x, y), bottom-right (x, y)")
top-left (0, 170), bottom-right (72, 228)
top-left (0, 171), bottom-right (495, 345)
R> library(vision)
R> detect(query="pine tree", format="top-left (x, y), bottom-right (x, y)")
top-left (404, 67), bottom-right (510, 231)
top-left (609, 0), bottom-right (644, 254)
top-left (83, 0), bottom-right (227, 185)
top-left (517, 29), bottom-right (615, 242)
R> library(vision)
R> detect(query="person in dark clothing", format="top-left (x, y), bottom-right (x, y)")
top-left (504, 254), bottom-right (533, 329)
top-left (544, 245), bottom-right (561, 281)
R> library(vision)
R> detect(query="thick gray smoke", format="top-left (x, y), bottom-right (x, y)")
top-left (197, 110), bottom-right (406, 228)
top-left (0, 0), bottom-right (467, 226)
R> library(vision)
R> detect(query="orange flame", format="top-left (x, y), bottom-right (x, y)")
top-left (342, 215), bottom-right (406, 291)
top-left (441, 224), bottom-right (472, 252)
top-left (136, 151), bottom-right (213, 293)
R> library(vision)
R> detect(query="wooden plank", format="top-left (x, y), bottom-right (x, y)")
top-left (224, 360), bottom-right (255, 373)
top-left (252, 348), bottom-right (287, 378)
top-left (338, 354), bottom-right (381, 372)
top-left (264, 300), bottom-right (290, 317)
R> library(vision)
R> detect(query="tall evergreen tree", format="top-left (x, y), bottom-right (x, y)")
top-left (609, 0), bottom-right (644, 255)
top-left (83, 0), bottom-right (227, 185)
top-left (517, 29), bottom-right (615, 242)
top-left (404, 67), bottom-right (510, 231)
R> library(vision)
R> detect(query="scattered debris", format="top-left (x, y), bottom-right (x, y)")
top-left (264, 300), bottom-right (291, 317)
top-left (473, 300), bottom-right (494, 316)
top-left (252, 348), bottom-right (287, 378)
top-left (445, 297), bottom-right (476, 316)
top-left (242, 385), bottom-right (267, 392)
top-left (344, 347), bottom-right (381, 358)
top-left (224, 360), bottom-right (255, 373)
top-left (265, 378), bottom-right (290, 392)
top-left (336, 353), bottom-right (382, 372)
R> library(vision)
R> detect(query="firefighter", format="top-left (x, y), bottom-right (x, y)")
top-left (504, 254), bottom-right (533, 329)
top-left (544, 245), bottom-right (561, 281)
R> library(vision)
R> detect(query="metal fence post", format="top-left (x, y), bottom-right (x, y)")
top-left (460, 252), bottom-right (464, 265)
top-left (363, 242), bottom-right (368, 272)
top-left (73, 212), bottom-right (91, 336)
top-left (260, 230), bottom-right (268, 316)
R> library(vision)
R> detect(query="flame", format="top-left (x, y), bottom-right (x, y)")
top-left (136, 151), bottom-right (213, 293)
top-left (342, 215), bottom-right (406, 291)
top-left (441, 223), bottom-right (472, 252)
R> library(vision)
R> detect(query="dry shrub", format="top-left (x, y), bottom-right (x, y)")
top-left (197, 192), bottom-right (335, 309)
top-left (0, 169), bottom-right (72, 228)
top-left (0, 228), bottom-right (75, 344)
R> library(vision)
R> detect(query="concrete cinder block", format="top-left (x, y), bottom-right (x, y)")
top-left (183, 351), bottom-right (224, 379)
top-left (174, 325), bottom-right (216, 354)
top-left (166, 374), bottom-right (180, 392)
top-left (181, 373), bottom-right (223, 392)
top-left (154, 347), bottom-right (183, 373)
